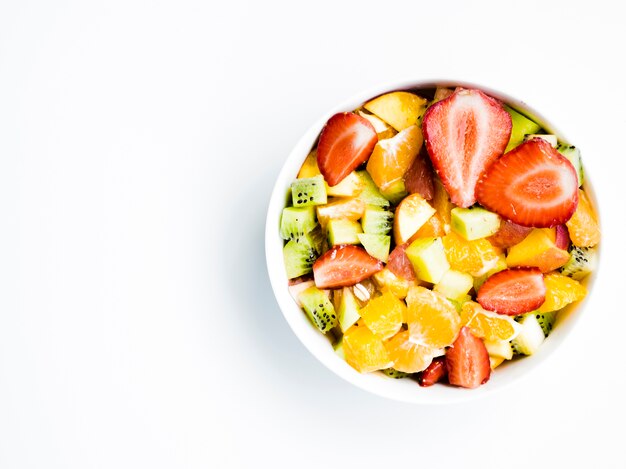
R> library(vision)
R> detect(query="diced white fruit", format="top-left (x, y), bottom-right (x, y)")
top-left (434, 269), bottom-right (473, 300)
top-left (405, 237), bottom-right (450, 284)
top-left (327, 219), bottom-right (362, 245)
top-left (288, 280), bottom-right (316, 307)
top-left (525, 134), bottom-right (558, 148)
top-left (326, 171), bottom-right (364, 197)
top-left (484, 339), bottom-right (514, 360)
top-left (393, 193), bottom-right (436, 245)
top-left (337, 287), bottom-right (361, 332)
top-left (490, 356), bottom-right (506, 369)
top-left (451, 207), bottom-right (501, 241)
top-left (511, 314), bottom-right (545, 355)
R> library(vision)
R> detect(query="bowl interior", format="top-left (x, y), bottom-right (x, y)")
top-left (265, 79), bottom-right (600, 404)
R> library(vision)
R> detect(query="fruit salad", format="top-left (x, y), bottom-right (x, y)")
top-left (279, 86), bottom-right (599, 389)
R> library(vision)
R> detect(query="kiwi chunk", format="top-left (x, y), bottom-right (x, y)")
top-left (361, 206), bottom-right (393, 235)
top-left (291, 175), bottom-right (327, 207)
top-left (557, 144), bottom-right (584, 187)
top-left (536, 311), bottom-right (557, 337)
top-left (560, 246), bottom-right (597, 280)
top-left (356, 171), bottom-right (390, 207)
top-left (357, 233), bottom-right (390, 262)
top-left (298, 285), bottom-right (338, 333)
top-left (280, 206), bottom-right (317, 240)
top-left (504, 105), bottom-right (542, 152)
top-left (381, 368), bottom-right (409, 379)
top-left (283, 234), bottom-right (318, 279)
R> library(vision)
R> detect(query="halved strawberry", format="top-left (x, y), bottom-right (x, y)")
top-left (446, 326), bottom-right (491, 389)
top-left (386, 243), bottom-right (416, 281)
top-left (422, 89), bottom-right (512, 207)
top-left (476, 138), bottom-right (579, 227)
top-left (417, 356), bottom-right (447, 387)
top-left (477, 267), bottom-right (546, 315)
top-left (488, 220), bottom-right (532, 249)
top-left (313, 245), bottom-right (383, 289)
top-left (404, 146), bottom-right (434, 200)
top-left (555, 224), bottom-right (571, 250)
top-left (317, 113), bottom-right (378, 186)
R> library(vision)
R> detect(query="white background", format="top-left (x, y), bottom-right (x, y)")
top-left (1, 0), bottom-right (625, 467)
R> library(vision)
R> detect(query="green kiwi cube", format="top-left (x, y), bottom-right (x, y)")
top-left (337, 287), bottom-right (361, 332)
top-left (451, 206), bottom-right (501, 241)
top-left (283, 235), bottom-right (317, 279)
top-left (405, 237), bottom-right (450, 284)
top-left (327, 219), bottom-right (362, 245)
top-left (433, 269), bottom-right (473, 301)
top-left (298, 285), bottom-right (338, 333)
top-left (291, 175), bottom-right (327, 207)
top-left (280, 206), bottom-right (317, 240)
top-left (536, 311), bottom-right (557, 337)
top-left (510, 313), bottom-right (545, 355)
top-left (557, 144), bottom-right (584, 187)
top-left (357, 233), bottom-right (390, 262)
top-left (361, 206), bottom-right (393, 235)
top-left (504, 105), bottom-right (542, 152)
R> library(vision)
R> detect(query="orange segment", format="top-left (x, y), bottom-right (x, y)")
top-left (442, 231), bottom-right (503, 277)
top-left (342, 324), bottom-right (393, 373)
top-left (359, 291), bottom-right (406, 339)
top-left (432, 177), bottom-right (454, 229)
top-left (538, 272), bottom-right (587, 313)
top-left (366, 125), bottom-right (423, 192)
top-left (460, 301), bottom-right (520, 342)
top-left (372, 268), bottom-right (421, 299)
top-left (566, 189), bottom-right (600, 247)
top-left (363, 91), bottom-right (428, 131)
top-left (384, 330), bottom-right (436, 373)
top-left (405, 286), bottom-right (461, 348)
top-left (410, 213), bottom-right (447, 239)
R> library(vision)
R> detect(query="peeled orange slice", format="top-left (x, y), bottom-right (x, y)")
top-left (405, 286), bottom-right (461, 348)
top-left (342, 324), bottom-right (393, 373)
top-left (385, 330), bottom-right (436, 373)
top-left (538, 272), bottom-right (587, 313)
top-left (566, 189), bottom-right (600, 247)
top-left (460, 301), bottom-right (521, 342)
top-left (359, 291), bottom-right (406, 339)
top-left (442, 231), bottom-right (503, 277)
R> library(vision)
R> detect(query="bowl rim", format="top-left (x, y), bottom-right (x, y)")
top-left (265, 78), bottom-right (601, 404)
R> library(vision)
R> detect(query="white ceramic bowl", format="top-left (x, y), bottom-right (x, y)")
top-left (265, 79), bottom-right (600, 404)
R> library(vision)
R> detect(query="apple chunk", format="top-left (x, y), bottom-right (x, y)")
top-left (393, 193), bottom-right (436, 245)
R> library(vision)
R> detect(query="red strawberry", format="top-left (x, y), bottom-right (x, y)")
top-left (404, 146), bottom-right (434, 200)
top-left (313, 245), bottom-right (383, 289)
top-left (555, 224), bottom-right (571, 250)
top-left (476, 138), bottom-right (579, 227)
top-left (446, 327), bottom-right (491, 389)
top-left (477, 267), bottom-right (546, 315)
top-left (386, 243), bottom-right (416, 281)
top-left (422, 89), bottom-right (512, 207)
top-left (317, 112), bottom-right (378, 186)
top-left (488, 220), bottom-right (533, 249)
top-left (417, 357), bottom-right (447, 387)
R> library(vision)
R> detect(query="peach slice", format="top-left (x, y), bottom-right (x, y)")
top-left (506, 228), bottom-right (570, 273)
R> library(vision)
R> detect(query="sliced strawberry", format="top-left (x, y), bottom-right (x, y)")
top-left (417, 357), bottom-right (447, 387)
top-left (386, 243), bottom-right (416, 281)
top-left (477, 267), bottom-right (546, 315)
top-left (317, 112), bottom-right (378, 186)
top-left (422, 89), bottom-right (511, 207)
top-left (476, 138), bottom-right (579, 227)
top-left (488, 220), bottom-right (532, 249)
top-left (446, 327), bottom-right (491, 389)
top-left (313, 245), bottom-right (383, 289)
top-left (404, 146), bottom-right (434, 200)
top-left (555, 224), bottom-right (571, 250)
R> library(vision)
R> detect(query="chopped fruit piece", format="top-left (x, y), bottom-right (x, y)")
top-left (405, 237), bottom-right (450, 284)
top-left (446, 326), bottom-right (491, 389)
top-left (560, 246), bottom-right (598, 280)
top-left (441, 231), bottom-right (503, 277)
top-left (432, 177), bottom-right (454, 230)
top-left (393, 193), bottom-right (436, 244)
top-left (411, 213), bottom-right (446, 239)
top-left (379, 179), bottom-right (408, 205)
top-left (505, 228), bottom-right (571, 273)
top-left (381, 368), bottom-right (409, 379)
top-left (343, 324), bottom-right (393, 373)
top-left (288, 279), bottom-right (315, 307)
top-left (313, 245), bottom-right (384, 289)
top-left (357, 233), bottom-right (390, 262)
top-left (385, 330), bottom-right (436, 373)
top-left (489, 356), bottom-right (505, 369)
top-left (333, 339), bottom-right (345, 360)
top-left (524, 133), bottom-right (558, 147)
top-left (361, 206), bottom-right (393, 235)
top-left (317, 112), bottom-right (378, 186)
top-left (363, 91), bottom-right (428, 131)
top-left (417, 357), bottom-right (447, 387)
top-left (404, 146), bottom-right (434, 200)
top-left (316, 197), bottom-right (365, 228)
top-left (356, 170), bottom-right (390, 207)
top-left (536, 311), bottom-right (557, 337)
top-left (298, 149), bottom-right (321, 178)
top-left (451, 206), bottom-right (501, 241)
top-left (423, 89), bottom-right (512, 207)
top-left (327, 218), bottom-right (362, 246)
top-left (488, 220), bottom-right (533, 249)
top-left (460, 301), bottom-right (521, 342)
top-left (433, 87), bottom-right (454, 103)
top-left (283, 235), bottom-right (318, 279)
top-left (566, 189), bottom-right (600, 247)
top-left (359, 291), bottom-right (406, 339)
top-left (386, 243), bottom-right (416, 281)
top-left (504, 105), bottom-right (542, 152)
top-left (280, 206), bottom-right (317, 240)
top-left (336, 287), bottom-right (361, 332)
top-left (291, 175), bottom-right (327, 207)
top-left (477, 268), bottom-right (546, 315)
top-left (405, 286), bottom-right (461, 348)
top-left (555, 224), bottom-right (570, 250)
top-left (511, 313), bottom-right (545, 356)
top-left (476, 138), bottom-right (579, 227)
top-left (557, 144), bottom-right (584, 187)
top-left (373, 267), bottom-right (417, 299)
top-left (366, 125), bottom-right (423, 192)
top-left (298, 286), bottom-right (338, 333)
top-left (538, 273), bottom-right (586, 313)
top-left (326, 171), bottom-right (364, 197)
top-left (473, 253), bottom-right (507, 291)
top-left (357, 110), bottom-right (396, 140)
top-left (434, 269), bottom-right (473, 301)
top-left (484, 338), bottom-right (514, 360)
